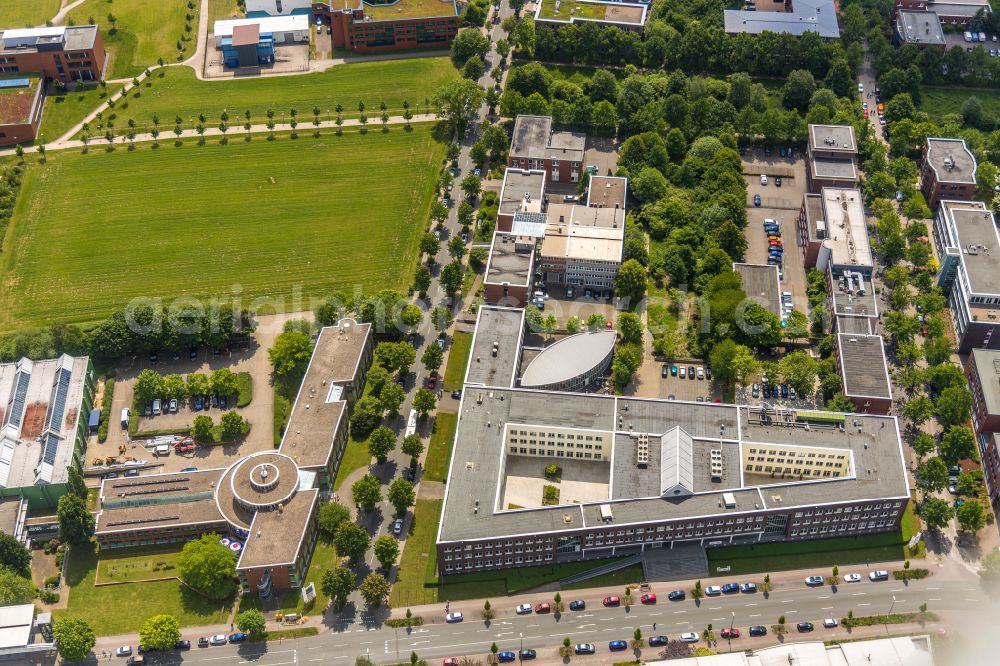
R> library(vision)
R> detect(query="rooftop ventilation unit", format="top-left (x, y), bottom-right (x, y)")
top-left (635, 433), bottom-right (649, 467)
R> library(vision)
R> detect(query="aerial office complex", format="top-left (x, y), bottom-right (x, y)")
top-left (508, 115), bottom-right (586, 184)
top-left (921, 137), bottom-right (977, 210)
top-left (93, 320), bottom-right (372, 598)
top-left (435, 306), bottom-right (910, 574)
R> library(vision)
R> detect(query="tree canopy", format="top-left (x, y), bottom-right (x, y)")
top-left (177, 533), bottom-right (237, 600)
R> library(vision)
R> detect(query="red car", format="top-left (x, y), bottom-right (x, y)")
top-left (425, 376), bottom-right (437, 389)
top-left (174, 443), bottom-right (195, 454)
top-left (534, 602), bottom-right (551, 614)
top-left (602, 596), bottom-right (621, 607)
top-left (443, 659), bottom-right (459, 666)
top-left (721, 627), bottom-right (740, 639)
top-left (640, 593), bottom-right (656, 604)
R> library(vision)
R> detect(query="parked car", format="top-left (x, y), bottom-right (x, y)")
top-left (519, 649), bottom-right (536, 660)
top-left (751, 383), bottom-right (759, 399)
top-left (393, 518), bottom-right (404, 535)
top-left (515, 603), bottom-right (532, 615)
top-left (209, 635), bottom-right (227, 646)
top-left (697, 367), bottom-right (705, 380)
top-left (443, 659), bottom-right (460, 666)
top-left (451, 390), bottom-right (462, 399)
top-left (667, 590), bottom-right (685, 601)
top-left (775, 176), bottom-right (782, 187)
top-left (198, 637), bottom-right (210, 648)
top-left (754, 194), bottom-right (761, 206)
top-left (869, 570), bottom-right (889, 581)
top-left (641, 593), bottom-right (656, 604)
top-left (823, 618), bottom-right (839, 628)
top-left (574, 644), bottom-right (596, 654)
top-left (169, 398), bottom-right (178, 413)
top-left (125, 468), bottom-right (139, 477)
top-left (688, 365), bottom-right (696, 379)
top-left (445, 612), bottom-right (464, 622)
top-left (497, 652), bottom-right (516, 662)
top-left (609, 640), bottom-right (628, 651)
top-left (175, 640), bottom-right (191, 650)
top-left (748, 626), bottom-right (767, 637)
top-left (805, 575), bottom-right (824, 586)
top-left (228, 633), bottom-right (247, 643)
top-left (534, 602), bottom-right (551, 614)
top-left (705, 585), bottom-right (723, 596)
top-left (679, 367), bottom-right (687, 379)
top-left (720, 627), bottom-right (740, 639)
top-left (649, 635), bottom-right (669, 646)
top-left (194, 396), bottom-right (203, 410)
top-left (116, 647), bottom-right (133, 657)
top-left (843, 573), bottom-right (862, 583)
top-left (679, 632), bottom-right (699, 643)
top-left (671, 365), bottom-right (678, 376)
top-left (760, 174), bottom-right (768, 185)
top-left (603, 596), bottom-right (621, 607)
top-left (569, 600), bottom-right (586, 611)
top-left (152, 399), bottom-right (161, 416)
top-left (721, 583), bottom-right (740, 594)
top-left (662, 365), bottom-right (668, 378)
top-left (797, 622), bottom-right (814, 632)
top-left (740, 583), bottom-right (757, 593)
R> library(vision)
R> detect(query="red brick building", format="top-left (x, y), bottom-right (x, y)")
top-left (0, 25), bottom-right (106, 83)
top-left (965, 348), bottom-right (1000, 509)
top-left (508, 115), bottom-right (586, 184)
top-left (314, 1), bottom-right (459, 53)
top-left (921, 137), bottom-right (977, 210)
top-left (0, 75), bottom-right (43, 146)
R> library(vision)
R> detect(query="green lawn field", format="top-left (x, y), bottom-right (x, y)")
top-left (66, 0), bottom-right (198, 79)
top-left (36, 83), bottom-right (107, 143)
top-left (58, 542), bottom-right (230, 636)
top-left (208, 0), bottom-right (242, 24)
top-left (0, 0), bottom-right (61, 27)
top-left (920, 86), bottom-right (1000, 122)
top-left (0, 126), bottom-right (446, 330)
top-left (81, 59), bottom-right (456, 137)
top-left (443, 331), bottom-right (471, 391)
top-left (424, 411), bottom-right (457, 482)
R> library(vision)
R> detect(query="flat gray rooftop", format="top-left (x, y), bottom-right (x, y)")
top-left (970, 348), bottom-right (1000, 416)
top-left (810, 156), bottom-right (858, 180)
top-left (925, 137), bottom-right (977, 185)
top-left (485, 234), bottom-right (533, 287)
top-left (510, 115), bottom-right (585, 162)
top-left (831, 271), bottom-right (878, 319)
top-left (465, 307), bottom-right (524, 388)
top-left (952, 205), bottom-right (1000, 296)
top-left (896, 10), bottom-right (945, 46)
top-left (612, 433), bottom-right (742, 499)
top-left (499, 169), bottom-right (546, 218)
top-left (724, 0), bottom-right (840, 38)
top-left (734, 263), bottom-right (781, 317)
top-left (836, 316), bottom-right (873, 335)
top-left (439, 389), bottom-right (909, 543)
top-left (809, 124), bottom-right (857, 154)
top-left (802, 193), bottom-right (825, 243)
top-left (838, 334), bottom-right (892, 399)
top-left (587, 176), bottom-right (628, 210)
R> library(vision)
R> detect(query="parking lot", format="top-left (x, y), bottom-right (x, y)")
top-left (89, 313), bottom-right (298, 480)
top-left (628, 358), bottom-right (721, 402)
top-left (742, 150), bottom-right (810, 316)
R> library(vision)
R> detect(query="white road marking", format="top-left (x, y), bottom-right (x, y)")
top-left (744, 603), bottom-right (757, 607)
top-left (822, 607), bottom-right (833, 610)
top-left (749, 614), bottom-right (761, 618)
top-left (858, 603), bottom-right (870, 607)
top-left (928, 598), bottom-right (941, 601)
top-left (673, 611), bottom-right (687, 614)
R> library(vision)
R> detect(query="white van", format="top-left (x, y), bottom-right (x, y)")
top-left (152, 399), bottom-right (161, 416)
top-left (964, 31), bottom-right (973, 42)
top-left (153, 444), bottom-right (171, 457)
top-left (120, 408), bottom-right (130, 429)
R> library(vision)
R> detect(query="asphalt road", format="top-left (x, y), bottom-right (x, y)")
top-left (129, 576), bottom-right (992, 665)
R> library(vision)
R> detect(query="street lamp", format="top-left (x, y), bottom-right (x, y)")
top-left (888, 594), bottom-right (897, 616)
top-left (519, 632), bottom-right (523, 662)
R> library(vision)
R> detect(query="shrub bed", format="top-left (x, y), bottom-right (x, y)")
top-left (841, 611), bottom-right (937, 627)
top-left (893, 568), bottom-right (930, 580)
top-left (237, 372), bottom-right (253, 408)
top-left (97, 378), bottom-right (115, 442)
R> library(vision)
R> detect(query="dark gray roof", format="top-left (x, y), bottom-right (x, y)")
top-left (838, 334), bottom-right (892, 400)
top-left (724, 0), bottom-right (840, 39)
top-left (810, 156), bottom-right (858, 181)
top-left (896, 10), bottom-right (945, 46)
top-left (809, 124), bottom-right (857, 154)
top-left (969, 348), bottom-right (1000, 416)
top-left (925, 138), bottom-right (977, 185)
top-left (734, 263), bottom-right (781, 317)
top-left (465, 307), bottom-right (524, 388)
top-left (485, 233), bottom-right (533, 287)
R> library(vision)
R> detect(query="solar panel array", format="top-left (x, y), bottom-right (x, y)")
top-left (41, 432), bottom-right (60, 465)
top-left (5, 370), bottom-right (31, 428)
top-left (107, 515), bottom-right (180, 527)
top-left (0, 78), bottom-right (30, 89)
top-left (45, 366), bottom-right (72, 434)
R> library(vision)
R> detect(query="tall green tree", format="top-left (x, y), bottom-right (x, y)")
top-left (139, 614), bottom-right (181, 651)
top-left (53, 618), bottom-right (95, 662)
top-left (176, 533), bottom-right (237, 600)
top-left (359, 571), bottom-right (391, 608)
top-left (236, 609), bottom-right (267, 640)
top-left (388, 478), bottom-right (416, 516)
top-left (0, 567), bottom-right (36, 606)
top-left (321, 566), bottom-right (355, 610)
top-left (920, 497), bottom-right (954, 529)
top-left (57, 494), bottom-right (94, 546)
top-left (373, 535), bottom-right (400, 570)
top-left (368, 426), bottom-right (397, 464)
top-left (352, 474), bottom-right (383, 512)
top-left (318, 501), bottom-right (352, 538)
top-left (268, 330), bottom-right (313, 379)
top-left (0, 532), bottom-right (32, 578)
top-left (334, 522), bottom-right (371, 563)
